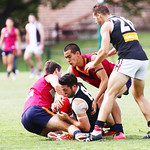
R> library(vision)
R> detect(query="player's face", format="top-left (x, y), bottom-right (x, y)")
top-left (61, 85), bottom-right (75, 98)
top-left (6, 19), bottom-right (14, 28)
top-left (93, 13), bottom-right (103, 27)
top-left (28, 15), bottom-right (36, 23)
top-left (64, 50), bottom-right (78, 67)
top-left (57, 69), bottom-right (62, 78)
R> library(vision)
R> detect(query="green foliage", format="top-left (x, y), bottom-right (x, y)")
top-left (0, 0), bottom-right (40, 34)
top-left (47, 0), bottom-right (75, 9)
top-left (106, 0), bottom-right (150, 16)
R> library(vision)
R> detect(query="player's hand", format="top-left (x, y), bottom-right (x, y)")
top-left (17, 49), bottom-right (22, 56)
top-left (84, 62), bottom-right (95, 72)
top-left (58, 111), bottom-right (69, 121)
top-left (51, 95), bottom-right (64, 112)
top-left (54, 95), bottom-right (64, 109)
top-left (51, 102), bottom-right (58, 112)
top-left (40, 44), bottom-right (44, 50)
top-left (91, 101), bottom-right (97, 115)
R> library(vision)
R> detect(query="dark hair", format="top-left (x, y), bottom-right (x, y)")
top-left (44, 60), bottom-right (61, 74)
top-left (59, 73), bottom-right (77, 87)
top-left (93, 4), bottom-right (110, 16)
top-left (64, 43), bottom-right (81, 54)
top-left (28, 13), bottom-right (37, 19)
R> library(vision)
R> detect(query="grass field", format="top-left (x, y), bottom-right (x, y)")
top-left (0, 32), bottom-right (150, 149)
top-left (0, 70), bottom-right (150, 150)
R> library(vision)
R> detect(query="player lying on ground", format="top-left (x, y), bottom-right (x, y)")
top-left (21, 60), bottom-right (87, 141)
top-left (50, 73), bottom-right (126, 140)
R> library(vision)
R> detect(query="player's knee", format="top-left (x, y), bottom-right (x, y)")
top-left (24, 56), bottom-right (30, 62)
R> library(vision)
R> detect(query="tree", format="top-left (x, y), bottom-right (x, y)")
top-left (0, 0), bottom-right (40, 34)
top-left (0, 0), bottom-right (149, 34)
top-left (0, 0), bottom-right (74, 33)
top-left (106, 0), bottom-right (150, 16)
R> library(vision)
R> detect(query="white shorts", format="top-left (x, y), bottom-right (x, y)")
top-left (25, 45), bottom-right (43, 55)
top-left (113, 59), bottom-right (149, 80)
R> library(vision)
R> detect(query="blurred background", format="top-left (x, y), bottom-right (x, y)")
top-left (0, 0), bottom-right (150, 72)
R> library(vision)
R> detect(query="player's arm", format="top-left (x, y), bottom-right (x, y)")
top-left (15, 28), bottom-right (22, 56)
top-left (107, 47), bottom-right (116, 57)
top-left (85, 22), bottom-right (112, 71)
top-left (58, 99), bottom-right (90, 132)
top-left (38, 23), bottom-right (45, 50)
top-left (25, 25), bottom-right (29, 46)
top-left (91, 55), bottom-right (108, 114)
top-left (72, 99), bottom-right (90, 132)
top-left (0, 28), bottom-right (5, 48)
top-left (67, 66), bottom-right (75, 74)
top-left (45, 74), bottom-right (63, 95)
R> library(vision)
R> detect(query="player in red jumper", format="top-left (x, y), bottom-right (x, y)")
top-left (0, 18), bottom-right (22, 79)
top-left (21, 60), bottom-right (87, 141)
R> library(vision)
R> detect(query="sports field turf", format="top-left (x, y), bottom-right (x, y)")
top-left (0, 69), bottom-right (150, 149)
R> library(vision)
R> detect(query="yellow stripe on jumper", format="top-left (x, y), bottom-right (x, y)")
top-left (123, 32), bottom-right (138, 42)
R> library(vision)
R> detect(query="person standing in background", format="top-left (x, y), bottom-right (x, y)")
top-left (24, 14), bottom-right (45, 78)
top-left (0, 17), bottom-right (22, 80)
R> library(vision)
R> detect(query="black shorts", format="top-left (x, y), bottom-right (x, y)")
top-left (123, 78), bottom-right (132, 95)
top-left (2, 50), bottom-right (14, 56)
top-left (21, 106), bottom-right (55, 135)
top-left (118, 78), bottom-right (132, 98)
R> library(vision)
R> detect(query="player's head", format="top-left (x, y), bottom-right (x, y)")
top-left (92, 4), bottom-right (110, 26)
top-left (28, 13), bottom-right (36, 23)
top-left (64, 43), bottom-right (82, 67)
top-left (44, 60), bottom-right (61, 77)
top-left (6, 18), bottom-right (14, 27)
top-left (59, 73), bottom-right (78, 98)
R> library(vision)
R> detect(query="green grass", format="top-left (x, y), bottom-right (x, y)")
top-left (0, 69), bottom-right (150, 150)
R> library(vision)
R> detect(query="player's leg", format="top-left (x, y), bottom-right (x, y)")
top-left (41, 114), bottom-right (88, 141)
top-left (2, 54), bottom-right (8, 67)
top-left (86, 72), bottom-right (129, 141)
top-left (24, 49), bottom-right (37, 78)
top-left (132, 79), bottom-right (150, 121)
top-left (24, 50), bottom-right (33, 68)
top-left (41, 114), bottom-right (77, 136)
top-left (98, 72), bottom-right (129, 123)
top-left (132, 79), bottom-right (150, 139)
top-left (35, 53), bottom-right (42, 77)
top-left (6, 53), bottom-right (14, 78)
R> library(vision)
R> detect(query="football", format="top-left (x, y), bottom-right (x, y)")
top-left (59, 97), bottom-right (72, 114)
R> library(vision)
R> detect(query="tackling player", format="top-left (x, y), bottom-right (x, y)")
top-left (63, 43), bottom-right (131, 139)
top-left (21, 60), bottom-right (87, 141)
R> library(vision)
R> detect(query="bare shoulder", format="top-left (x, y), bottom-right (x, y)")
top-left (15, 28), bottom-right (20, 34)
top-left (101, 21), bottom-right (112, 33)
top-left (45, 74), bottom-right (58, 83)
top-left (67, 66), bottom-right (74, 73)
top-left (1, 28), bottom-right (5, 34)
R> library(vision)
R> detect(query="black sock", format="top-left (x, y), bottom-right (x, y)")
top-left (110, 124), bottom-right (116, 131)
top-left (95, 120), bottom-right (105, 127)
top-left (148, 121), bottom-right (150, 127)
top-left (7, 72), bottom-right (11, 77)
top-left (114, 123), bottom-right (124, 133)
top-left (73, 130), bottom-right (82, 137)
